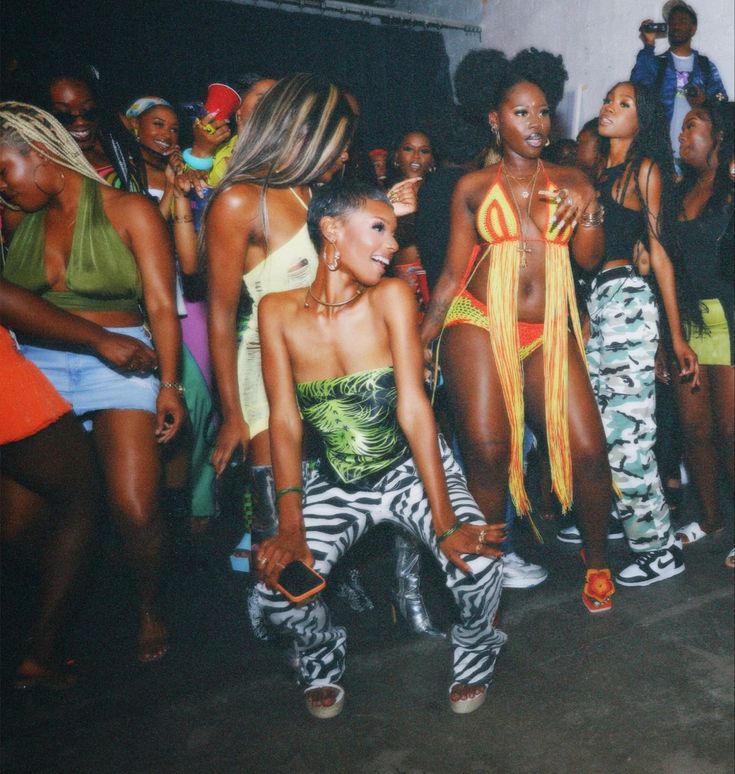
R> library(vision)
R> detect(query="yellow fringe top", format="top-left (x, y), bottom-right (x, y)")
top-left (476, 167), bottom-right (587, 515)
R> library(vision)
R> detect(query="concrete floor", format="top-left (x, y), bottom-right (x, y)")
top-left (2, 491), bottom-right (733, 774)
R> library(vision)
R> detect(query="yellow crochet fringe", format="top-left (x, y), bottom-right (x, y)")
top-left (486, 239), bottom-right (586, 517)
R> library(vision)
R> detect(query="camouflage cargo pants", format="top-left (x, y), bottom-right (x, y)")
top-left (586, 266), bottom-right (672, 552)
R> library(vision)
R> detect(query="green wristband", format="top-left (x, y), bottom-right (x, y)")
top-left (275, 486), bottom-right (304, 503)
top-left (436, 520), bottom-right (461, 544)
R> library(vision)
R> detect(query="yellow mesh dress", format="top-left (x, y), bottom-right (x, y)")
top-left (238, 190), bottom-right (316, 438)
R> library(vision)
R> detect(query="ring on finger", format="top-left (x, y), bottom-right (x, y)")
top-left (566, 197), bottom-right (574, 206)
top-left (479, 528), bottom-right (487, 544)
top-left (556, 188), bottom-right (569, 201)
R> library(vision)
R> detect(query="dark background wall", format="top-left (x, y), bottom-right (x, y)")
top-left (1, 0), bottom-right (454, 148)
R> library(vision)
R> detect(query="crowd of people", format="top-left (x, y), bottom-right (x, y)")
top-left (0, 0), bottom-right (732, 719)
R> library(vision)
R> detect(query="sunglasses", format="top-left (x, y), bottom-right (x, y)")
top-left (51, 107), bottom-right (101, 126)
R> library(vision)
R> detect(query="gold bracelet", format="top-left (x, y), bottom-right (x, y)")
top-left (160, 381), bottom-right (185, 394)
top-left (173, 216), bottom-right (194, 224)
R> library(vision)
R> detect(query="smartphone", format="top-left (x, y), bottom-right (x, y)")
top-left (179, 101), bottom-right (206, 119)
top-left (276, 561), bottom-right (326, 604)
top-left (640, 21), bottom-right (667, 34)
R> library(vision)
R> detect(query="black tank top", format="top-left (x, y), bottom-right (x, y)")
top-left (597, 163), bottom-right (647, 263)
top-left (672, 207), bottom-right (733, 304)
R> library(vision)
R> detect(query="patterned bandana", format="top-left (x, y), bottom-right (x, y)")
top-left (125, 97), bottom-right (173, 118)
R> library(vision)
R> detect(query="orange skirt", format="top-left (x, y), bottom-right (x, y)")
top-left (0, 326), bottom-right (71, 445)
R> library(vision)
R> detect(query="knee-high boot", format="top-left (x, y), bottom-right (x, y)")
top-left (392, 532), bottom-right (445, 638)
top-left (246, 465), bottom-right (279, 641)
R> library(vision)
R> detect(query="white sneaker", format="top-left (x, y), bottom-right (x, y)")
top-left (502, 552), bottom-right (548, 589)
top-left (557, 523), bottom-right (625, 542)
top-left (615, 545), bottom-right (685, 587)
top-left (607, 521), bottom-right (625, 540)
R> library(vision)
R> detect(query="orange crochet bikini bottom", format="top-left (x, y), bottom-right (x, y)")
top-left (445, 288), bottom-right (544, 360)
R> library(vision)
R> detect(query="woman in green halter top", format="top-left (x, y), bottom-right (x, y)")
top-left (0, 101), bottom-right (184, 664)
top-left (254, 178), bottom-right (506, 720)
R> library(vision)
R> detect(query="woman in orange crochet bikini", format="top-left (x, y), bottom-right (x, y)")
top-left (421, 66), bottom-right (615, 613)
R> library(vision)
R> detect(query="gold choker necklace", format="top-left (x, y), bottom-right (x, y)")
top-left (304, 284), bottom-right (364, 309)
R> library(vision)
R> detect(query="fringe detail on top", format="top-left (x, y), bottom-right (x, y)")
top-left (486, 239), bottom-right (586, 516)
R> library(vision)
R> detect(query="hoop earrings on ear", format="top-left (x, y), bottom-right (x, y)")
top-left (324, 245), bottom-right (341, 272)
top-left (545, 138), bottom-right (551, 147)
top-left (33, 165), bottom-right (66, 197)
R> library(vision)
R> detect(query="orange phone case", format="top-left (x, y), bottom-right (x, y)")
top-left (275, 562), bottom-right (326, 604)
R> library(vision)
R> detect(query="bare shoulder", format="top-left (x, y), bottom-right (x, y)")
top-left (371, 277), bottom-right (418, 319)
top-left (637, 157), bottom-right (660, 182)
top-left (455, 166), bottom-right (497, 204)
top-left (545, 162), bottom-right (591, 191)
top-left (259, 287), bottom-right (304, 322)
top-left (100, 186), bottom-right (163, 232)
top-left (208, 183), bottom-right (262, 227)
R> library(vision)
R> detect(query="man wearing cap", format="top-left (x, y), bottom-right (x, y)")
top-left (631, 1), bottom-right (727, 166)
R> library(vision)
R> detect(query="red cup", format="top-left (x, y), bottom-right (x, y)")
top-left (203, 83), bottom-right (242, 122)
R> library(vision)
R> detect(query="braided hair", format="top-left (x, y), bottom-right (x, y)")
top-left (0, 100), bottom-right (105, 208)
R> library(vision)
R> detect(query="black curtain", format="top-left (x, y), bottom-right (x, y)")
top-left (1, 0), bottom-right (453, 148)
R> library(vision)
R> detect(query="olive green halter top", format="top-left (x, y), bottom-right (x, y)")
top-left (3, 177), bottom-right (143, 313)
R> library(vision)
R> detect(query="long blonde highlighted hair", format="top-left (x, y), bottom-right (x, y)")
top-left (200, 73), bottom-right (356, 255)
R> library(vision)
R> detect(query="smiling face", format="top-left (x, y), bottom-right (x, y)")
top-left (491, 81), bottom-right (551, 159)
top-left (0, 144), bottom-right (55, 212)
top-left (49, 78), bottom-right (99, 151)
top-left (328, 198), bottom-right (398, 285)
top-left (394, 132), bottom-right (434, 179)
top-left (678, 108), bottom-right (718, 170)
top-left (598, 82), bottom-right (639, 140)
top-left (135, 106), bottom-right (179, 157)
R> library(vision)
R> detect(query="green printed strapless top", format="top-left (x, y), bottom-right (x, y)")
top-left (295, 367), bottom-right (409, 485)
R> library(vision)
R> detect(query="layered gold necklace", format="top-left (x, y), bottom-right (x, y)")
top-left (502, 160), bottom-right (541, 268)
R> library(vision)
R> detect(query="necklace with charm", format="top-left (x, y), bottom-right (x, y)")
top-left (502, 161), bottom-right (540, 199)
top-left (502, 160), bottom-right (541, 267)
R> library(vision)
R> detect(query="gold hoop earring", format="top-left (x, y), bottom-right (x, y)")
top-left (33, 165), bottom-right (65, 197)
top-left (545, 138), bottom-right (551, 147)
top-left (324, 246), bottom-right (341, 272)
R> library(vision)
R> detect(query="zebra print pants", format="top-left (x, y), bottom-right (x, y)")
top-left (255, 438), bottom-right (506, 689)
